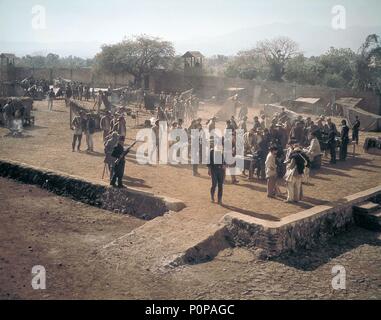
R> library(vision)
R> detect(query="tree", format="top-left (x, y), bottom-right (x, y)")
top-left (319, 47), bottom-right (356, 85)
top-left (94, 35), bottom-right (175, 87)
top-left (224, 50), bottom-right (267, 80)
top-left (255, 36), bottom-right (300, 81)
top-left (352, 34), bottom-right (381, 92)
top-left (46, 53), bottom-right (60, 68)
top-left (285, 54), bottom-right (323, 85)
top-left (15, 54), bottom-right (93, 69)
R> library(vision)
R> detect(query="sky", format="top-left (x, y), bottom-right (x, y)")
top-left (0, 0), bottom-right (380, 55)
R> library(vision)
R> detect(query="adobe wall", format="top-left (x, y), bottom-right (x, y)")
top-left (3, 65), bottom-right (380, 115)
top-left (150, 71), bottom-right (381, 115)
top-left (6, 66), bottom-right (134, 88)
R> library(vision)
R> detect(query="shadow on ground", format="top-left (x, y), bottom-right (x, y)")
top-left (272, 227), bottom-right (381, 271)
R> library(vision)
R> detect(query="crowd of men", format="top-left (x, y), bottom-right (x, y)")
top-left (0, 98), bottom-right (33, 135)
top-left (63, 82), bottom-right (100, 105)
top-left (156, 91), bottom-right (200, 123)
top-left (217, 107), bottom-right (361, 204)
top-left (21, 78), bottom-right (50, 100)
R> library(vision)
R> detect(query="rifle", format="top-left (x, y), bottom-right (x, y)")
top-left (114, 140), bottom-right (138, 166)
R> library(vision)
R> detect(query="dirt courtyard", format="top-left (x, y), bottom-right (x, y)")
top-left (0, 99), bottom-right (381, 300)
top-left (0, 177), bottom-right (380, 299)
top-left (1, 99), bottom-right (381, 220)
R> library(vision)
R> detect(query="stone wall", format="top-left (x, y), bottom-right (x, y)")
top-left (0, 159), bottom-right (185, 220)
top-left (3, 65), bottom-right (380, 115)
top-left (6, 66), bottom-right (134, 88)
top-left (150, 71), bottom-right (381, 115)
top-left (223, 185), bottom-right (381, 258)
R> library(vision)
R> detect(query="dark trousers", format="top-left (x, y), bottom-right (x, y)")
top-left (329, 143), bottom-right (336, 163)
top-left (255, 159), bottom-right (266, 180)
top-left (211, 168), bottom-right (224, 202)
top-left (72, 134), bottom-right (82, 150)
top-left (352, 131), bottom-right (359, 145)
top-left (111, 161), bottom-right (125, 187)
top-left (340, 141), bottom-right (348, 160)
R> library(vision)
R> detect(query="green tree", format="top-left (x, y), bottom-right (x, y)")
top-left (352, 34), bottom-right (381, 92)
top-left (255, 37), bottom-right (300, 81)
top-left (94, 35), bottom-right (175, 87)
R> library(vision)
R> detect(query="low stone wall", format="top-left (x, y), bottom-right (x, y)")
top-left (0, 159), bottom-right (185, 220)
top-left (224, 185), bottom-right (381, 257)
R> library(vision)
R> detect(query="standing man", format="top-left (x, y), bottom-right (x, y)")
top-left (340, 119), bottom-right (350, 161)
top-left (3, 99), bottom-right (14, 129)
top-left (239, 116), bottom-right (248, 133)
top-left (100, 111), bottom-right (112, 142)
top-left (328, 122), bottom-right (338, 164)
top-left (104, 132), bottom-right (119, 181)
top-left (71, 111), bottom-right (85, 152)
top-left (65, 85), bottom-right (72, 107)
top-left (253, 116), bottom-right (262, 131)
top-left (265, 146), bottom-right (278, 198)
top-left (260, 114), bottom-right (267, 130)
top-left (117, 115), bottom-right (127, 138)
top-left (47, 88), bottom-right (55, 111)
top-left (207, 117), bottom-right (217, 133)
top-left (85, 112), bottom-right (96, 152)
top-left (110, 136), bottom-right (127, 188)
top-left (208, 145), bottom-right (226, 205)
top-left (352, 116), bottom-right (361, 145)
top-left (94, 91), bottom-right (104, 113)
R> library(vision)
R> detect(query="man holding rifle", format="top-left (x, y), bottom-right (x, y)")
top-left (110, 136), bottom-right (137, 188)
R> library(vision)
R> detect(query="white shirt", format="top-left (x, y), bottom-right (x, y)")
top-left (306, 138), bottom-right (321, 159)
top-left (265, 152), bottom-right (277, 178)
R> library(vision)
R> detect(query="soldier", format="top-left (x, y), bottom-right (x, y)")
top-left (47, 88), bottom-right (55, 111)
top-left (110, 136), bottom-right (126, 188)
top-left (238, 104), bottom-right (248, 121)
top-left (208, 145), bottom-right (226, 205)
top-left (265, 146), bottom-right (278, 198)
top-left (3, 99), bottom-right (14, 129)
top-left (191, 118), bottom-right (204, 177)
top-left (117, 115), bottom-right (127, 138)
top-left (340, 119), bottom-right (350, 161)
top-left (94, 91), bottom-right (104, 113)
top-left (100, 111), bottom-right (112, 142)
top-left (85, 112), bottom-right (96, 152)
top-left (104, 132), bottom-right (119, 181)
top-left (327, 122), bottom-right (338, 164)
top-left (65, 85), bottom-right (72, 107)
top-left (253, 116), bottom-right (262, 132)
top-left (352, 116), bottom-right (361, 145)
top-left (71, 111), bottom-right (85, 152)
top-left (239, 116), bottom-right (248, 133)
top-left (78, 83), bottom-right (83, 101)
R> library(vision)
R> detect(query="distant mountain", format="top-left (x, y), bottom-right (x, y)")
top-left (1, 23), bottom-right (380, 58)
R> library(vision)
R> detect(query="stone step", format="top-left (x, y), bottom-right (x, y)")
top-left (354, 208), bottom-right (381, 232)
top-left (353, 201), bottom-right (381, 214)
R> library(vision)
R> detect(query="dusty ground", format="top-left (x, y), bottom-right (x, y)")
top-left (0, 99), bottom-right (381, 300)
top-left (1, 99), bottom-right (381, 220)
top-left (0, 178), bottom-right (380, 300)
